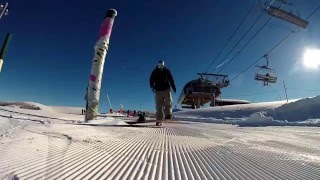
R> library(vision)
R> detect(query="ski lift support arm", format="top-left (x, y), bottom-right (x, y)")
top-left (266, 5), bottom-right (308, 28)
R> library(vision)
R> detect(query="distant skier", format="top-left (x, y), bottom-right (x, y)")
top-left (127, 110), bottom-right (130, 117)
top-left (150, 60), bottom-right (176, 126)
top-left (85, 85), bottom-right (88, 112)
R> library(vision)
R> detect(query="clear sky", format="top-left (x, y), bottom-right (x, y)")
top-left (0, 0), bottom-right (320, 112)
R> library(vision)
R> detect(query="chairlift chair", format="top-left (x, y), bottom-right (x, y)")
top-left (254, 55), bottom-right (278, 85)
top-left (254, 66), bottom-right (278, 85)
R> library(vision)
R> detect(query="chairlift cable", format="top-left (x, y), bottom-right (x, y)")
top-left (229, 3), bottom-right (320, 83)
top-left (211, 11), bottom-right (265, 73)
top-left (211, 0), bottom-right (285, 74)
top-left (204, 0), bottom-right (260, 73)
top-left (217, 16), bottom-right (274, 74)
top-left (305, 4), bottom-right (320, 20)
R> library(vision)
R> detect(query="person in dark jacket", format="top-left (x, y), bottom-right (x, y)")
top-left (150, 60), bottom-right (176, 126)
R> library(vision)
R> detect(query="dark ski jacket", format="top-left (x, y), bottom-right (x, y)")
top-left (150, 67), bottom-right (176, 92)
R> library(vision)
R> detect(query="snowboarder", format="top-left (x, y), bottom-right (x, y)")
top-left (150, 60), bottom-right (176, 126)
top-left (137, 112), bottom-right (146, 122)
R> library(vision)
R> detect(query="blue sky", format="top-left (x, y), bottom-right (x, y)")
top-left (0, 0), bottom-right (320, 111)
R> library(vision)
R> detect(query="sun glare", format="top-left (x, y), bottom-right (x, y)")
top-left (303, 49), bottom-right (320, 69)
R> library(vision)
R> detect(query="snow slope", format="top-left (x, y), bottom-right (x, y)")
top-left (174, 96), bottom-right (320, 126)
top-left (0, 101), bottom-right (53, 111)
top-left (0, 102), bottom-right (82, 136)
top-left (50, 106), bottom-right (84, 115)
top-left (0, 100), bottom-right (320, 179)
top-left (0, 101), bottom-right (131, 136)
top-left (0, 102), bottom-right (83, 120)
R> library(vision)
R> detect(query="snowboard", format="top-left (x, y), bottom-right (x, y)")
top-left (126, 117), bottom-right (177, 125)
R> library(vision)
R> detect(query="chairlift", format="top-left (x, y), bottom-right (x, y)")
top-left (254, 55), bottom-right (277, 86)
top-left (178, 73), bottom-right (230, 109)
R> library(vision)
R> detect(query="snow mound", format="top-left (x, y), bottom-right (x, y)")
top-left (174, 100), bottom-right (290, 120)
top-left (238, 112), bottom-right (320, 127)
top-left (0, 101), bottom-right (51, 111)
top-left (0, 101), bottom-right (86, 123)
top-left (236, 112), bottom-right (288, 127)
top-left (267, 96), bottom-right (320, 122)
top-left (174, 97), bottom-right (320, 127)
top-left (0, 101), bottom-right (84, 115)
